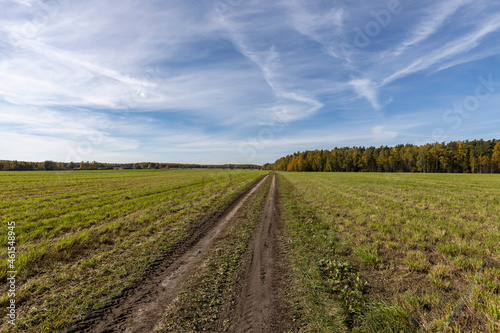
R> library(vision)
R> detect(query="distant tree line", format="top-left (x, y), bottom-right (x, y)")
top-left (263, 139), bottom-right (500, 173)
top-left (0, 160), bottom-right (261, 171)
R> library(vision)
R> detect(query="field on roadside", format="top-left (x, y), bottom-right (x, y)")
top-left (279, 172), bottom-right (500, 332)
top-left (0, 169), bottom-right (265, 332)
top-left (2, 169), bottom-right (499, 332)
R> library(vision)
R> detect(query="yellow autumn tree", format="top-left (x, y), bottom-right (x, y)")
top-left (492, 141), bottom-right (500, 172)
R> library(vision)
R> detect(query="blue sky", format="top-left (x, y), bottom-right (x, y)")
top-left (1, 0), bottom-right (500, 164)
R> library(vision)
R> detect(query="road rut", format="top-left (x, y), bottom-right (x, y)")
top-left (71, 175), bottom-right (269, 333)
top-left (230, 173), bottom-right (284, 332)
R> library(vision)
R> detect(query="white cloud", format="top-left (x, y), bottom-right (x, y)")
top-left (1, 0), bottom-right (500, 163)
top-left (286, 0), bottom-right (345, 58)
top-left (348, 78), bottom-right (380, 109)
top-left (214, 6), bottom-right (324, 121)
top-left (393, 0), bottom-right (472, 55)
top-left (372, 125), bottom-right (397, 141)
top-left (383, 15), bottom-right (500, 85)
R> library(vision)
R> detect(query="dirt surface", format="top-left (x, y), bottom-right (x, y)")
top-left (70, 174), bottom-right (269, 333)
top-left (228, 173), bottom-right (288, 332)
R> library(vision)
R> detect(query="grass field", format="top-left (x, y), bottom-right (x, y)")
top-left (0, 169), bottom-right (265, 332)
top-left (2, 170), bottom-right (499, 332)
top-left (278, 172), bottom-right (500, 332)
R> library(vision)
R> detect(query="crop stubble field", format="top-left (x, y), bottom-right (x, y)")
top-left (279, 172), bottom-right (500, 332)
top-left (0, 169), bottom-right (266, 332)
top-left (1, 170), bottom-right (499, 332)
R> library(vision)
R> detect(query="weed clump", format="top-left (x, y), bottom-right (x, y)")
top-left (318, 258), bottom-right (367, 326)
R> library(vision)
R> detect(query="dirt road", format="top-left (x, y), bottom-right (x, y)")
top-left (229, 172), bottom-right (284, 332)
top-left (71, 173), bottom-right (285, 332)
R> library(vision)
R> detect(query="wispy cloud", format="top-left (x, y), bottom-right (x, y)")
top-left (383, 15), bottom-right (500, 85)
top-left (213, 3), bottom-right (324, 121)
top-left (1, 0), bottom-right (500, 164)
top-left (348, 78), bottom-right (381, 110)
top-left (393, 0), bottom-right (472, 56)
top-left (286, 0), bottom-right (345, 58)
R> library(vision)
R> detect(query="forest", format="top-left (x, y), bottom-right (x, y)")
top-left (0, 160), bottom-right (260, 171)
top-left (263, 139), bottom-right (500, 173)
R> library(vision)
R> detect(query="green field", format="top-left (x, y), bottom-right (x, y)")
top-left (278, 172), bottom-right (500, 332)
top-left (1, 170), bottom-right (499, 332)
top-left (0, 169), bottom-right (265, 332)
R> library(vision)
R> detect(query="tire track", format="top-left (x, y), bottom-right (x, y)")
top-left (231, 173), bottom-right (282, 332)
top-left (70, 174), bottom-right (269, 333)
